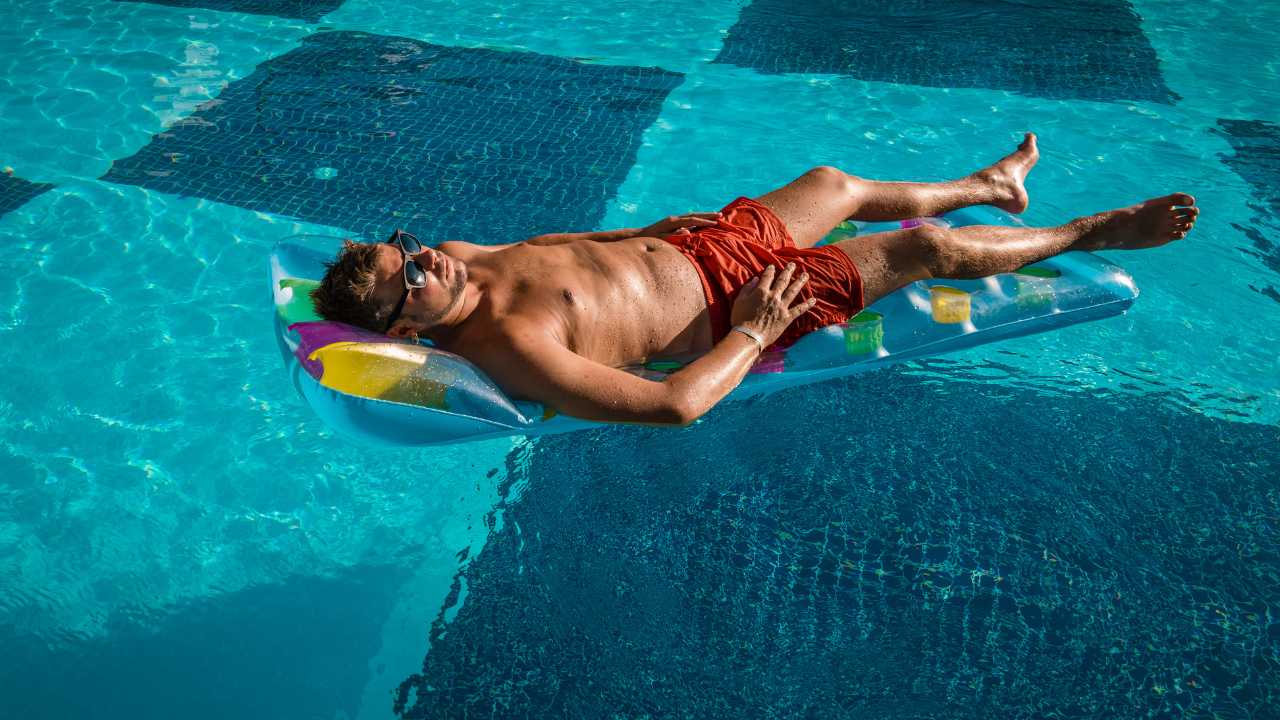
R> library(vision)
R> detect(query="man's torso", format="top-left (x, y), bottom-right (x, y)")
top-left (441, 237), bottom-right (712, 368)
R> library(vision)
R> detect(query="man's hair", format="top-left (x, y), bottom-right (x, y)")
top-left (310, 240), bottom-right (390, 332)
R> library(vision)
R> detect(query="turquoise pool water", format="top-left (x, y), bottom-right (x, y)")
top-left (1, 1), bottom-right (1277, 717)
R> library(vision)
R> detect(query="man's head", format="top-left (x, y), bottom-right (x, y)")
top-left (311, 236), bottom-right (467, 338)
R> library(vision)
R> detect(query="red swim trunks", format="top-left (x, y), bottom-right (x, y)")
top-left (663, 196), bottom-right (865, 349)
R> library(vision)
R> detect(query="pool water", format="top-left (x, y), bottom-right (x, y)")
top-left (1, 1), bottom-right (1277, 718)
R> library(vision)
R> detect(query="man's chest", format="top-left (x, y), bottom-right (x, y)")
top-left (458, 241), bottom-right (710, 361)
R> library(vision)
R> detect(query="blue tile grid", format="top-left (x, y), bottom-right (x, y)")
top-left (113, 0), bottom-right (346, 23)
top-left (714, 0), bottom-right (1178, 104)
top-left (101, 31), bottom-right (683, 241)
top-left (1217, 119), bottom-right (1280, 303)
top-left (0, 172), bottom-right (54, 219)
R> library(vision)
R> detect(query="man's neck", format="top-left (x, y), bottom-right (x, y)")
top-left (424, 272), bottom-right (485, 347)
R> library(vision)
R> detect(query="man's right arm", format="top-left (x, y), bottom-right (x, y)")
top-left (474, 263), bottom-right (815, 427)
top-left (474, 328), bottom-right (763, 427)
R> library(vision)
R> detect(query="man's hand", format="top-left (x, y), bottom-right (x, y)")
top-left (639, 212), bottom-right (723, 238)
top-left (730, 263), bottom-right (815, 346)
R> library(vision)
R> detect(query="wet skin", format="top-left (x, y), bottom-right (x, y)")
top-left (362, 135), bottom-right (1197, 425)
top-left (371, 236), bottom-right (714, 371)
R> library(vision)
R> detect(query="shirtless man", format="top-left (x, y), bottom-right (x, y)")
top-left (311, 134), bottom-right (1198, 426)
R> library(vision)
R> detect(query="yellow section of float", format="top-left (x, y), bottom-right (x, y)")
top-left (929, 285), bottom-right (972, 324)
top-left (307, 342), bottom-right (448, 409)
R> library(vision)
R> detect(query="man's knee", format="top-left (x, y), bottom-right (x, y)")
top-left (805, 165), bottom-right (862, 195)
top-left (900, 224), bottom-right (953, 278)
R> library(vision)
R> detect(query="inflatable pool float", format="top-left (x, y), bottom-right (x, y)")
top-left (270, 207), bottom-right (1138, 446)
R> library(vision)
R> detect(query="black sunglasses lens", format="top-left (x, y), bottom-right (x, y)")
top-left (398, 232), bottom-right (423, 255)
top-left (404, 259), bottom-right (427, 287)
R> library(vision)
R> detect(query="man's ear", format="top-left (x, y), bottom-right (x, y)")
top-left (386, 323), bottom-right (415, 340)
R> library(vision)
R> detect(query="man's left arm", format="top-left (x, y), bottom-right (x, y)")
top-left (524, 228), bottom-right (640, 246)
top-left (524, 212), bottom-right (723, 246)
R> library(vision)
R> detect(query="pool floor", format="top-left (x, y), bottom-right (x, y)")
top-left (0, 1), bottom-right (1278, 718)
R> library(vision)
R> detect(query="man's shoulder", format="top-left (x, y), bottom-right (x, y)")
top-left (437, 239), bottom-right (488, 257)
top-left (439, 239), bottom-right (523, 255)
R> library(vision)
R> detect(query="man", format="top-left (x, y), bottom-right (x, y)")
top-left (311, 134), bottom-right (1197, 426)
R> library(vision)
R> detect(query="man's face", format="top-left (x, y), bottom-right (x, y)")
top-left (371, 242), bottom-right (467, 335)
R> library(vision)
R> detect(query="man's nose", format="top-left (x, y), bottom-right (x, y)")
top-left (413, 249), bottom-right (438, 271)
top-left (426, 249), bottom-right (444, 271)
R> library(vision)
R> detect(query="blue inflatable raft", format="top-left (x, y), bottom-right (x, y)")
top-left (271, 207), bottom-right (1138, 446)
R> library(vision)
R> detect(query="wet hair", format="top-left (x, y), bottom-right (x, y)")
top-left (310, 240), bottom-right (390, 332)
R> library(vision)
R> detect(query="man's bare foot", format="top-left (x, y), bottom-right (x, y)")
top-left (973, 132), bottom-right (1039, 214)
top-left (1076, 193), bottom-right (1199, 250)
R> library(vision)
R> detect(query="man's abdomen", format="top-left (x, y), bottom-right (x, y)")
top-left (569, 237), bottom-right (715, 365)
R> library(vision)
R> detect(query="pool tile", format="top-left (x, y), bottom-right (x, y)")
top-left (393, 373), bottom-right (1280, 718)
top-left (1217, 119), bottom-right (1280, 220)
top-left (713, 0), bottom-right (1178, 104)
top-left (114, 0), bottom-right (346, 23)
top-left (0, 172), bottom-right (54, 219)
top-left (1217, 119), bottom-right (1280, 303)
top-left (101, 31), bottom-right (682, 241)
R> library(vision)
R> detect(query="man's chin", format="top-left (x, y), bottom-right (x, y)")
top-left (451, 268), bottom-right (466, 298)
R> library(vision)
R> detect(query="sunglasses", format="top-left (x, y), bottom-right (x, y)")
top-left (383, 229), bottom-right (427, 332)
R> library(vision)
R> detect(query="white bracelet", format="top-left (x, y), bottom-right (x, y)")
top-left (730, 324), bottom-right (765, 351)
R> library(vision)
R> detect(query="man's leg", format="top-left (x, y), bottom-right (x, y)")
top-left (756, 134), bottom-right (1039, 249)
top-left (836, 194), bottom-right (1199, 306)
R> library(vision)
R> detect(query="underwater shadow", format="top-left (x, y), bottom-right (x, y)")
top-left (395, 367), bottom-right (1280, 718)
